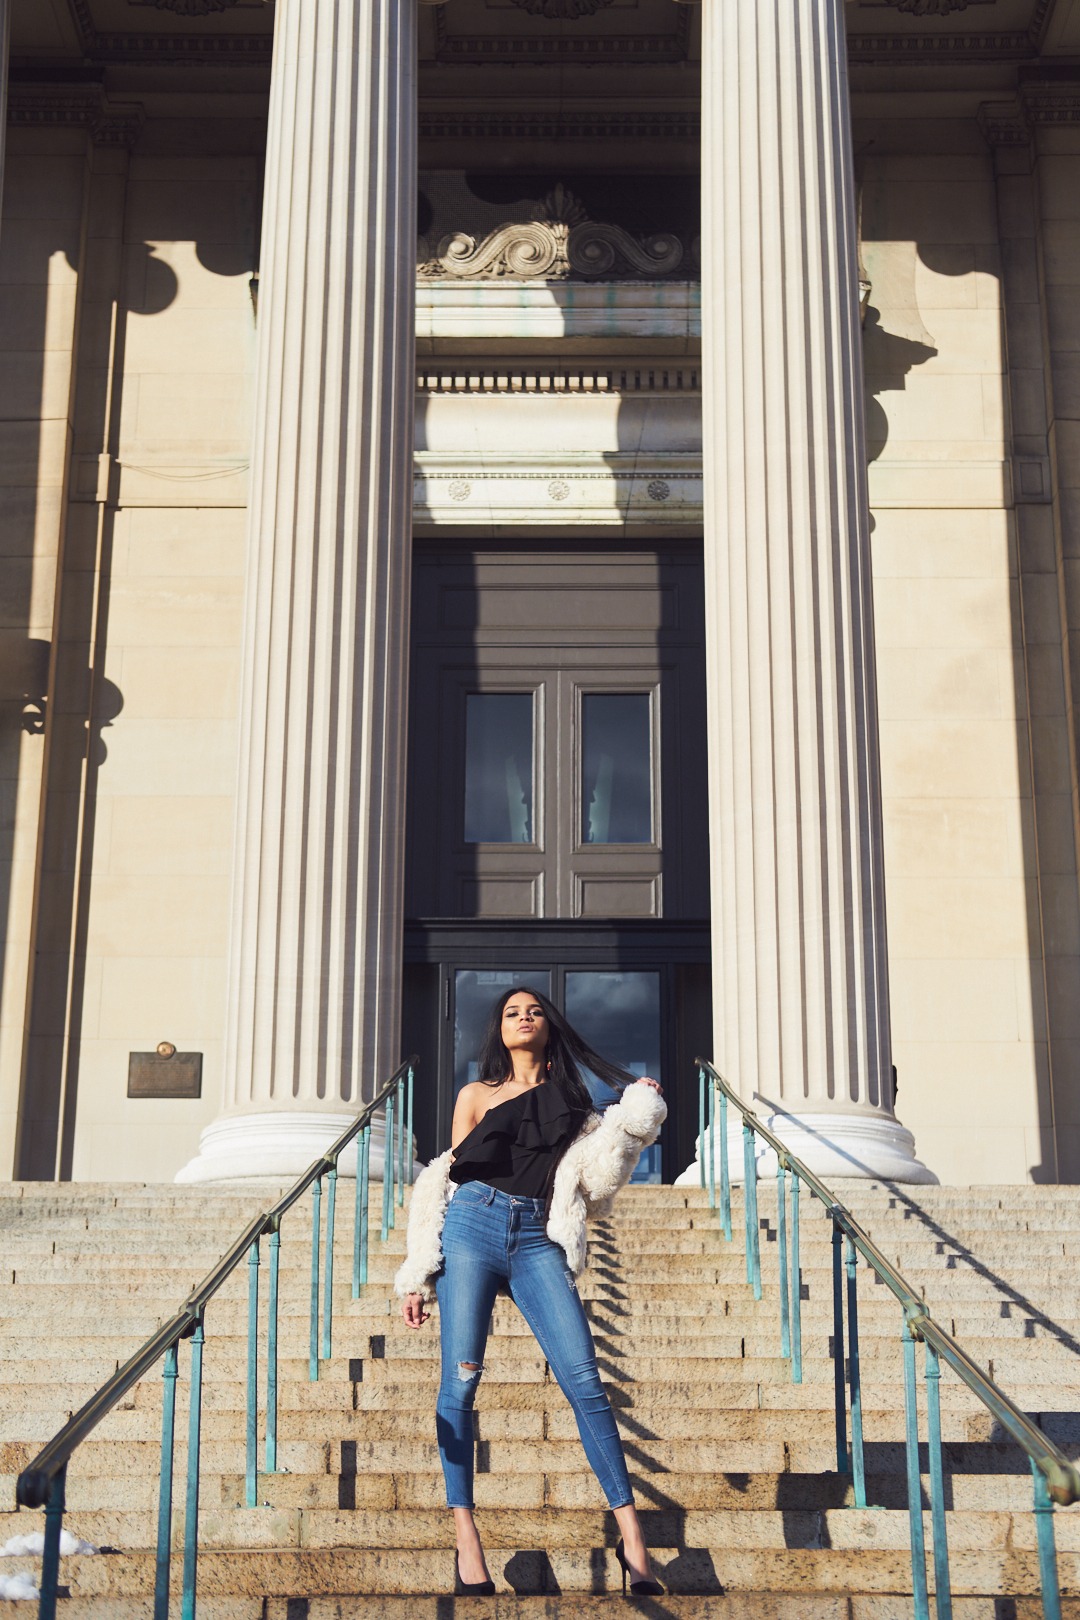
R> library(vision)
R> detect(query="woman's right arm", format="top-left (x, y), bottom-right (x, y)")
top-left (401, 1086), bottom-right (484, 1329)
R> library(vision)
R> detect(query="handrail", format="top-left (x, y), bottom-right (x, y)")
top-left (695, 1056), bottom-right (1077, 1620)
top-left (695, 1057), bottom-right (1080, 1507)
top-left (17, 1056), bottom-right (418, 1620)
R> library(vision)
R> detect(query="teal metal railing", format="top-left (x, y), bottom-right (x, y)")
top-left (694, 1057), bottom-right (1080, 1620)
top-left (16, 1056), bottom-right (418, 1620)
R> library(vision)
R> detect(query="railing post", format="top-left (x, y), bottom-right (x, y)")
top-left (266, 1227), bottom-right (280, 1473)
top-left (831, 1219), bottom-right (848, 1475)
top-left (719, 1087), bottom-right (731, 1242)
top-left (1032, 1462), bottom-right (1062, 1620)
top-left (902, 1315), bottom-right (930, 1620)
top-left (707, 1071), bottom-right (716, 1211)
top-left (245, 1238), bottom-right (260, 1508)
top-left (154, 1344), bottom-right (179, 1620)
top-left (397, 1075), bottom-right (406, 1206)
top-left (310, 1175), bottom-right (322, 1383)
top-left (406, 1063), bottom-right (416, 1187)
top-left (742, 1122), bottom-right (761, 1299)
top-left (355, 1124), bottom-right (371, 1292)
top-left (844, 1235), bottom-right (866, 1508)
top-left (777, 1162), bottom-right (791, 1360)
top-left (381, 1090), bottom-right (395, 1242)
top-left (322, 1165), bottom-right (337, 1363)
top-left (790, 1173), bottom-right (802, 1384)
top-left (180, 1318), bottom-right (205, 1620)
top-left (38, 1464), bottom-right (66, 1620)
top-left (924, 1342), bottom-right (953, 1620)
top-left (698, 1064), bottom-right (706, 1191)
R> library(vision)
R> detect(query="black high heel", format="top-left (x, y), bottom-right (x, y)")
top-left (615, 1538), bottom-right (664, 1597)
top-left (454, 1550), bottom-right (495, 1597)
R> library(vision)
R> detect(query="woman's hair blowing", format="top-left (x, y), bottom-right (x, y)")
top-left (475, 984), bottom-right (636, 1117)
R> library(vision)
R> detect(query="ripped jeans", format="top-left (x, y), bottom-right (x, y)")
top-left (434, 1181), bottom-right (633, 1511)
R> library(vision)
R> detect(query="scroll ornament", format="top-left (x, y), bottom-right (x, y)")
top-left (419, 184), bottom-right (687, 281)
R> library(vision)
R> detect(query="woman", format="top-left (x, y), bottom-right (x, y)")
top-left (395, 985), bottom-right (667, 1598)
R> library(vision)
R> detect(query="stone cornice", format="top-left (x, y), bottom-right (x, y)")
top-left (127, 0), bottom-right (246, 12)
top-left (419, 108), bottom-right (699, 143)
top-left (433, 5), bottom-right (691, 64)
top-left (7, 84), bottom-right (145, 147)
top-left (417, 364), bottom-right (701, 395)
top-left (54, 0), bottom-right (271, 64)
top-left (847, 0), bottom-right (1054, 62)
top-left (978, 83), bottom-right (1080, 144)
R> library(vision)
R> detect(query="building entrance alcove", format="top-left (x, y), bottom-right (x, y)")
top-left (402, 542), bottom-right (711, 1178)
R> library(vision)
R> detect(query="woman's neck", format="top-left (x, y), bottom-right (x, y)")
top-left (506, 1053), bottom-right (545, 1089)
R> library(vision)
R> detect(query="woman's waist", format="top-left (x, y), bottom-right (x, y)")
top-left (449, 1180), bottom-right (547, 1217)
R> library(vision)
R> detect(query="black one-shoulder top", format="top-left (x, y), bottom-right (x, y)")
top-left (449, 1085), bottom-right (581, 1200)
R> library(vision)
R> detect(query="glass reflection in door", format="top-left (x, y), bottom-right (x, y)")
top-left (581, 693), bottom-right (653, 844)
top-left (564, 970), bottom-right (663, 1182)
top-left (453, 970), bottom-right (552, 1098)
top-left (464, 693), bottom-right (534, 844)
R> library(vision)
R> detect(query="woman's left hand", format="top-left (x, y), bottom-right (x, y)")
top-left (635, 1076), bottom-right (662, 1095)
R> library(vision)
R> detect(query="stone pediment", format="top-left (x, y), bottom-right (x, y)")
top-left (418, 183), bottom-right (697, 282)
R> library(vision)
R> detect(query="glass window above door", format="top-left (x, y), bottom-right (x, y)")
top-left (464, 693), bottom-right (534, 844)
top-left (581, 693), bottom-right (653, 845)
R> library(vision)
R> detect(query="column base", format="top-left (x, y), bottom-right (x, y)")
top-left (675, 1109), bottom-right (937, 1187)
top-left (175, 1109), bottom-right (422, 1184)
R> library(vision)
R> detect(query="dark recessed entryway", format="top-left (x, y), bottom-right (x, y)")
top-left (403, 542), bottom-right (711, 1179)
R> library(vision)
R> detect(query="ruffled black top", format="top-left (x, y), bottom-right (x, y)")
top-left (449, 1084), bottom-right (581, 1199)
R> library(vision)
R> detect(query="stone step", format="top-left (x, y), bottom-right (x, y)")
top-left (0, 1404), bottom-right (1021, 1448)
top-left (2, 1504), bottom-right (1076, 1557)
top-left (0, 1433), bottom-right (1062, 1480)
top-left (0, 1542), bottom-right (1072, 1597)
top-left (0, 1599), bottom-right (1074, 1620)
top-left (3, 1466), bottom-right (1061, 1516)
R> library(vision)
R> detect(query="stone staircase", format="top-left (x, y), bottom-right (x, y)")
top-left (2, 1179), bottom-right (1080, 1616)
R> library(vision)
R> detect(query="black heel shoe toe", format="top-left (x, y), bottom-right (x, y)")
top-left (615, 1538), bottom-right (664, 1598)
top-left (454, 1550), bottom-right (495, 1597)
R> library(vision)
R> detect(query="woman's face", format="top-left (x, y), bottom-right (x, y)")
top-left (501, 994), bottom-right (548, 1056)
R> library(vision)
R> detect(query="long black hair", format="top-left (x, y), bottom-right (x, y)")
top-left (475, 984), bottom-right (637, 1117)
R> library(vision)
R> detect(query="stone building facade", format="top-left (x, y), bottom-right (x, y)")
top-left (1, 0), bottom-right (1078, 1190)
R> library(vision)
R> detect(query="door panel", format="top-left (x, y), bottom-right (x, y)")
top-left (407, 545), bottom-right (707, 923)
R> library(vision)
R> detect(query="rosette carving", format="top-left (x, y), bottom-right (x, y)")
top-left (419, 185), bottom-right (691, 282)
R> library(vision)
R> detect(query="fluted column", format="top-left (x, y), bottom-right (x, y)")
top-left (697, 0), bottom-right (933, 1182)
top-left (179, 0), bottom-right (416, 1181)
top-left (0, 1), bottom-right (10, 236)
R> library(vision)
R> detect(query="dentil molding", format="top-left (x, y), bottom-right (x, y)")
top-left (872, 0), bottom-right (992, 13)
top-left (7, 85), bottom-right (145, 147)
top-left (506, 0), bottom-right (617, 16)
top-left (127, 0), bottom-right (245, 13)
top-left (419, 183), bottom-right (691, 282)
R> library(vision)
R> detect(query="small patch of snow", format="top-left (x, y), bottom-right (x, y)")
top-left (0, 1529), bottom-right (100, 1558)
top-left (0, 1572), bottom-right (40, 1600)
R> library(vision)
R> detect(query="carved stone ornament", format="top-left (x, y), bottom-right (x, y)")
top-left (419, 183), bottom-right (687, 282)
top-left (506, 0), bottom-right (616, 15)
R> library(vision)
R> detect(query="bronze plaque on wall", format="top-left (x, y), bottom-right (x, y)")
top-left (128, 1052), bottom-right (203, 1099)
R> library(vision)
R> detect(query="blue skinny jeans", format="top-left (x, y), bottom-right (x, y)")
top-left (434, 1181), bottom-right (633, 1511)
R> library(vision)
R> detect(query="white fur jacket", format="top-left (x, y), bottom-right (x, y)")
top-left (393, 1083), bottom-right (667, 1301)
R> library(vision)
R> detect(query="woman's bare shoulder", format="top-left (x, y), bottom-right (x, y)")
top-left (454, 1081), bottom-right (495, 1123)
